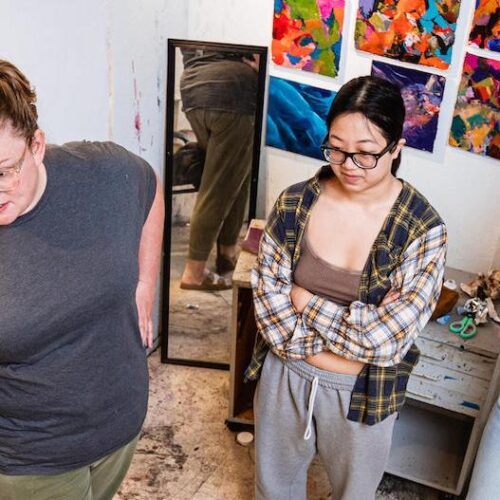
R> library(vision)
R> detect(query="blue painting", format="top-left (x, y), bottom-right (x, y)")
top-left (266, 76), bottom-right (336, 160)
top-left (371, 61), bottom-right (446, 152)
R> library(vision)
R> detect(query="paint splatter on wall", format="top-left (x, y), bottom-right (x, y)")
top-left (372, 61), bottom-right (446, 152)
top-left (355, 0), bottom-right (462, 70)
top-left (266, 76), bottom-right (336, 160)
top-left (131, 60), bottom-right (145, 153)
top-left (469, 0), bottom-right (500, 52)
top-left (449, 53), bottom-right (500, 159)
top-left (272, 0), bottom-right (345, 78)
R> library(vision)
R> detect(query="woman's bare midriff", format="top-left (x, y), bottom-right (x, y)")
top-left (305, 351), bottom-right (365, 375)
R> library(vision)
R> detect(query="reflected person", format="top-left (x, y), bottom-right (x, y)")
top-left (179, 48), bottom-right (258, 291)
top-left (0, 59), bottom-right (164, 499)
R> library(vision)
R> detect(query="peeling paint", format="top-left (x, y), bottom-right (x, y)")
top-left (157, 71), bottom-right (162, 109)
top-left (134, 112), bottom-right (141, 133)
top-left (461, 400), bottom-right (480, 410)
top-left (131, 60), bottom-right (145, 153)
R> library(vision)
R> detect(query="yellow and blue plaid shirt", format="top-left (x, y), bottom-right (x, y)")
top-left (245, 166), bottom-right (447, 425)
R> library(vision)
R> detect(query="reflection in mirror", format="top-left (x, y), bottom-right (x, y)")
top-left (162, 40), bottom-right (268, 369)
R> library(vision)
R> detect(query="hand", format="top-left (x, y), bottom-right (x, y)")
top-left (135, 280), bottom-right (156, 348)
top-left (291, 285), bottom-right (314, 313)
top-left (380, 289), bottom-right (400, 306)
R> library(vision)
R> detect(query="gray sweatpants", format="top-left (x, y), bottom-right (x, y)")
top-left (254, 352), bottom-right (397, 500)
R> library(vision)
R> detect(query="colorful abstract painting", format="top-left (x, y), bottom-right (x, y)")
top-left (266, 76), bottom-right (336, 160)
top-left (355, 0), bottom-right (462, 70)
top-left (372, 61), bottom-right (446, 152)
top-left (469, 0), bottom-right (500, 52)
top-left (272, 0), bottom-right (345, 78)
top-left (449, 53), bottom-right (500, 159)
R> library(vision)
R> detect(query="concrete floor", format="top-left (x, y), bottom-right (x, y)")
top-left (116, 352), bottom-right (441, 500)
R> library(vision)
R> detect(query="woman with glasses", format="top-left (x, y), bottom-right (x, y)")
top-left (247, 76), bottom-right (447, 499)
top-left (0, 60), bottom-right (164, 499)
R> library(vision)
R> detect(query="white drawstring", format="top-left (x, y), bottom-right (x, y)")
top-left (303, 376), bottom-right (319, 440)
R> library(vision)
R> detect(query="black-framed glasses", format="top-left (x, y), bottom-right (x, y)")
top-left (320, 141), bottom-right (396, 169)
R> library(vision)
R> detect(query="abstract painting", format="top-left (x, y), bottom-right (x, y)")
top-left (272, 0), bottom-right (345, 78)
top-left (469, 0), bottom-right (500, 52)
top-left (372, 61), bottom-right (446, 152)
top-left (266, 76), bottom-right (336, 160)
top-left (449, 53), bottom-right (500, 159)
top-left (355, 0), bottom-right (462, 70)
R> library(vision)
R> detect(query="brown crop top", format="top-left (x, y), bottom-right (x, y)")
top-left (294, 234), bottom-right (361, 305)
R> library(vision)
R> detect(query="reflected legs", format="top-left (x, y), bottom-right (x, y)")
top-left (180, 109), bottom-right (254, 287)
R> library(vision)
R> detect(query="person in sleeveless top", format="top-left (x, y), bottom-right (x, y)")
top-left (248, 76), bottom-right (447, 500)
top-left (0, 59), bottom-right (164, 500)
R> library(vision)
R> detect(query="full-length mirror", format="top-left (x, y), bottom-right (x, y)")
top-left (161, 39), bottom-right (268, 369)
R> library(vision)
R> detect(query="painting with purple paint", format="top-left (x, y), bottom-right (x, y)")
top-left (449, 53), bottom-right (500, 159)
top-left (371, 61), bottom-right (445, 152)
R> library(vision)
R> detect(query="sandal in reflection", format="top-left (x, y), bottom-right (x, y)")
top-left (180, 271), bottom-right (231, 291)
top-left (216, 253), bottom-right (237, 274)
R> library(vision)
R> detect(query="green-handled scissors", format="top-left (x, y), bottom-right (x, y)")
top-left (449, 313), bottom-right (477, 339)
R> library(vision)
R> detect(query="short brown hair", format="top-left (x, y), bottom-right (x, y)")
top-left (0, 60), bottom-right (38, 144)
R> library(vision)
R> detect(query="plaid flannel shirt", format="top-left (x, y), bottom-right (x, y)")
top-left (245, 166), bottom-right (447, 425)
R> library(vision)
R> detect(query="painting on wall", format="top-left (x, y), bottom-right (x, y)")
top-left (355, 0), bottom-right (462, 70)
top-left (449, 53), bottom-right (500, 159)
top-left (266, 76), bottom-right (336, 160)
top-left (272, 0), bottom-right (345, 78)
top-left (371, 61), bottom-right (446, 152)
top-left (468, 0), bottom-right (500, 52)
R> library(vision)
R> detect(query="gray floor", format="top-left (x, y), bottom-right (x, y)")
top-left (116, 352), bottom-right (441, 500)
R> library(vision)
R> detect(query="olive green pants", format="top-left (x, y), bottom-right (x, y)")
top-left (186, 109), bottom-right (255, 261)
top-left (0, 435), bottom-right (139, 500)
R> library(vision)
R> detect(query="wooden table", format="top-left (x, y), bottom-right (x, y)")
top-left (227, 221), bottom-right (500, 496)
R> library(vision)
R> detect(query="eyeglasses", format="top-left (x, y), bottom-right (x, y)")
top-left (320, 141), bottom-right (396, 169)
top-left (0, 145), bottom-right (27, 190)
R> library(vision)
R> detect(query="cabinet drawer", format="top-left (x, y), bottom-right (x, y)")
top-left (408, 338), bottom-right (495, 416)
top-left (416, 337), bottom-right (495, 380)
top-left (408, 361), bottom-right (489, 417)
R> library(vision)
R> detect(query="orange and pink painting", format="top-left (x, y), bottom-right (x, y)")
top-left (272, 0), bottom-right (345, 78)
top-left (355, 0), bottom-right (462, 70)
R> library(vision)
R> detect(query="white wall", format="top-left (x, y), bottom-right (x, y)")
top-left (0, 0), bottom-right (188, 178)
top-left (108, 0), bottom-right (188, 177)
top-left (186, 0), bottom-right (500, 274)
top-left (0, 0), bottom-right (109, 142)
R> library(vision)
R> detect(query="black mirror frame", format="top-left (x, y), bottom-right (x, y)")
top-left (160, 38), bottom-right (268, 370)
